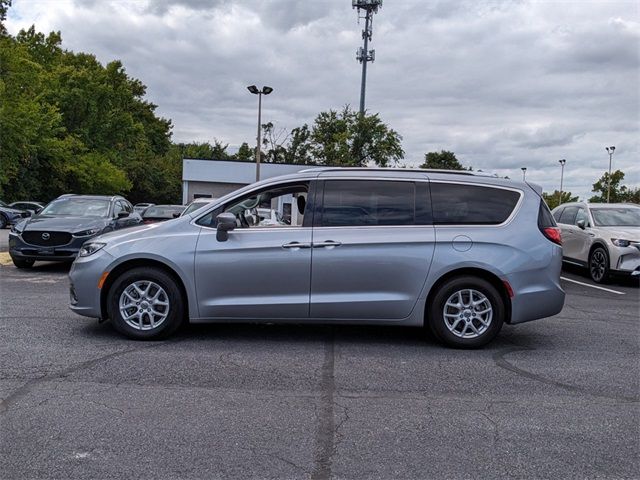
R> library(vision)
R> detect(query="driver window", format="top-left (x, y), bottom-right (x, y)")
top-left (113, 201), bottom-right (125, 217)
top-left (223, 182), bottom-right (309, 229)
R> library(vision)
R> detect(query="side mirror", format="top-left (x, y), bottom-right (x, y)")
top-left (173, 212), bottom-right (181, 218)
top-left (117, 211), bottom-right (129, 219)
top-left (216, 212), bottom-right (236, 242)
top-left (576, 219), bottom-right (586, 229)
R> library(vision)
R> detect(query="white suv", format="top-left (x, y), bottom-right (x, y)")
top-left (552, 202), bottom-right (640, 283)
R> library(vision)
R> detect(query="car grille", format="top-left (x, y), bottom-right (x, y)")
top-left (22, 231), bottom-right (72, 247)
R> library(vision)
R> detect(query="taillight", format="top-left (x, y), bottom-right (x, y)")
top-left (542, 227), bottom-right (562, 245)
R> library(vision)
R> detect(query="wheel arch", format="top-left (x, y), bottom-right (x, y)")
top-left (424, 267), bottom-right (512, 325)
top-left (100, 258), bottom-right (190, 321)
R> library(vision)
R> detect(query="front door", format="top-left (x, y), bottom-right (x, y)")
top-left (194, 181), bottom-right (314, 319)
top-left (310, 179), bottom-right (435, 320)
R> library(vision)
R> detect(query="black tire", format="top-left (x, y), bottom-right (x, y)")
top-left (0, 214), bottom-right (7, 229)
top-left (12, 257), bottom-right (35, 269)
top-left (427, 276), bottom-right (505, 348)
top-left (107, 267), bottom-right (185, 340)
top-left (589, 246), bottom-right (610, 284)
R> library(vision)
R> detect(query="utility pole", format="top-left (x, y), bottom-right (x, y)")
top-left (558, 159), bottom-right (566, 206)
top-left (353, 0), bottom-right (382, 115)
top-left (605, 146), bottom-right (616, 203)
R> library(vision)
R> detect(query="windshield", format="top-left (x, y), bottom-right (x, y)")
top-left (591, 207), bottom-right (640, 227)
top-left (183, 202), bottom-right (209, 216)
top-left (40, 198), bottom-right (110, 217)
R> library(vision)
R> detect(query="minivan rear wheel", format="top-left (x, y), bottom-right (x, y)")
top-left (428, 276), bottom-right (504, 348)
top-left (107, 267), bottom-right (184, 340)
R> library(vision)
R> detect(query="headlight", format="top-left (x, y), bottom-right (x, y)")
top-left (73, 228), bottom-right (102, 237)
top-left (10, 220), bottom-right (26, 234)
top-left (78, 242), bottom-right (106, 257)
top-left (611, 238), bottom-right (632, 247)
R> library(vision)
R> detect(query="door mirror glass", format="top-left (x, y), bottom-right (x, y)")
top-left (216, 212), bottom-right (237, 242)
top-left (576, 219), bottom-right (586, 229)
top-left (117, 211), bottom-right (129, 219)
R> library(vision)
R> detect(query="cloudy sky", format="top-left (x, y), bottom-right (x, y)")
top-left (6, 0), bottom-right (639, 199)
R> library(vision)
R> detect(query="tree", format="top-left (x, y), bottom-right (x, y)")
top-left (233, 142), bottom-right (254, 162)
top-left (307, 106), bottom-right (403, 167)
top-left (542, 190), bottom-right (579, 210)
top-left (420, 150), bottom-right (470, 170)
top-left (0, 0), bottom-right (10, 36)
top-left (589, 170), bottom-right (636, 203)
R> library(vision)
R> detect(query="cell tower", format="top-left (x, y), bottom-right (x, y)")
top-left (353, 0), bottom-right (382, 115)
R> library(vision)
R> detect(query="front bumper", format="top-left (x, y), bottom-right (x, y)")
top-left (9, 231), bottom-right (94, 262)
top-left (611, 245), bottom-right (640, 275)
top-left (69, 249), bottom-right (114, 319)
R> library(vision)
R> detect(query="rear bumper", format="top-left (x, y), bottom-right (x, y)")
top-left (507, 248), bottom-right (565, 324)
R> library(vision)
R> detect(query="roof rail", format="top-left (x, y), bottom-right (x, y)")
top-left (298, 167), bottom-right (477, 176)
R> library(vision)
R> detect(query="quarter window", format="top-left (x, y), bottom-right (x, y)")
top-left (320, 180), bottom-right (416, 227)
top-left (430, 183), bottom-right (520, 225)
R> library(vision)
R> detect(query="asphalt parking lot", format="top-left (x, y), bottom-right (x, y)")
top-left (0, 259), bottom-right (638, 479)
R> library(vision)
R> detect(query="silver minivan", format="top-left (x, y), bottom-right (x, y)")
top-left (69, 168), bottom-right (565, 348)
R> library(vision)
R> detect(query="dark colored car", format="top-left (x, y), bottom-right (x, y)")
top-left (141, 205), bottom-right (186, 224)
top-left (9, 194), bottom-right (142, 268)
top-left (0, 200), bottom-right (30, 229)
top-left (8, 201), bottom-right (45, 215)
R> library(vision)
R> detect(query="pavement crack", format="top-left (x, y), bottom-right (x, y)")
top-left (0, 341), bottom-right (176, 415)
top-left (493, 346), bottom-right (639, 403)
top-left (311, 328), bottom-right (335, 480)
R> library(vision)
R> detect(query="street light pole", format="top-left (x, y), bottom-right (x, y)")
top-left (558, 159), bottom-right (566, 206)
top-left (605, 146), bottom-right (616, 203)
top-left (521, 167), bottom-right (527, 181)
top-left (247, 85), bottom-right (273, 182)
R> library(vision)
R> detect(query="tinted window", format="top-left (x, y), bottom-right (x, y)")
top-left (320, 180), bottom-right (416, 227)
top-left (430, 183), bottom-right (520, 225)
top-left (538, 200), bottom-right (557, 228)
top-left (558, 206), bottom-right (579, 225)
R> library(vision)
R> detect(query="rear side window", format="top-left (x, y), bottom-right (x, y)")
top-left (538, 200), bottom-right (557, 228)
top-left (320, 180), bottom-right (416, 227)
top-left (558, 206), bottom-right (579, 225)
top-left (430, 183), bottom-right (520, 225)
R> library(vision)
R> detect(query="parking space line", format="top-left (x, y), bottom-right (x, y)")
top-left (560, 276), bottom-right (625, 295)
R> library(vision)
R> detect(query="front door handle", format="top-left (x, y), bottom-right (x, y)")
top-left (314, 240), bottom-right (342, 248)
top-left (282, 241), bottom-right (311, 249)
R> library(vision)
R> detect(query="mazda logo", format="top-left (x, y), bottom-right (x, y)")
top-left (41, 232), bottom-right (50, 240)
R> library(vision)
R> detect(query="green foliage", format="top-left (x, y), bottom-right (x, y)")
top-left (542, 190), bottom-right (579, 210)
top-left (420, 150), bottom-right (471, 170)
top-left (0, 0), bottom-right (10, 36)
top-left (589, 170), bottom-right (638, 203)
top-left (258, 107), bottom-right (403, 167)
top-left (234, 142), bottom-right (254, 161)
top-left (0, 20), bottom-right (172, 203)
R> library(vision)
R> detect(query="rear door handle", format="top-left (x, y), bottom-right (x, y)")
top-left (314, 240), bottom-right (342, 248)
top-left (282, 241), bottom-right (311, 249)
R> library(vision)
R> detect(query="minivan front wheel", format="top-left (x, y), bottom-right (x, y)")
top-left (107, 267), bottom-right (184, 340)
top-left (428, 276), bottom-right (504, 348)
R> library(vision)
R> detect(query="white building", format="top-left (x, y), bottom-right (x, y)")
top-left (181, 158), bottom-right (318, 204)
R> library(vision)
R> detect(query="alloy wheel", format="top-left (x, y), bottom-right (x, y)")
top-left (590, 250), bottom-right (607, 282)
top-left (443, 289), bottom-right (493, 339)
top-left (119, 280), bottom-right (170, 331)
